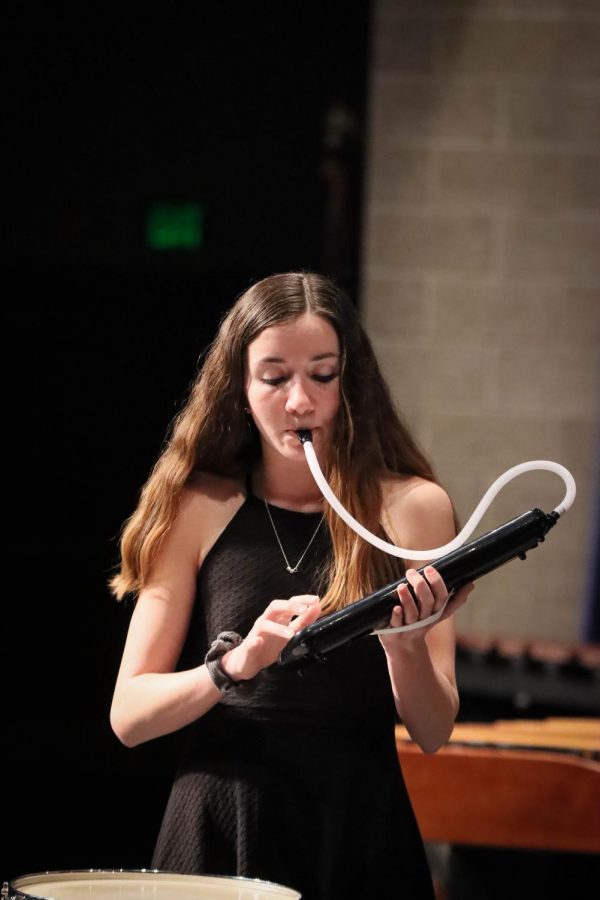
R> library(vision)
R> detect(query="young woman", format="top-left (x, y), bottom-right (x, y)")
top-left (109, 272), bottom-right (474, 899)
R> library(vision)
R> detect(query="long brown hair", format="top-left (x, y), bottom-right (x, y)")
top-left (110, 272), bottom-right (438, 610)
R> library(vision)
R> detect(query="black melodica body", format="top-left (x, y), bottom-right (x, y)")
top-left (279, 508), bottom-right (558, 668)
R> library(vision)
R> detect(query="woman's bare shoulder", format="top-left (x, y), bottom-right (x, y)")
top-left (186, 470), bottom-right (246, 504)
top-left (383, 475), bottom-right (452, 516)
top-left (182, 471), bottom-right (247, 564)
top-left (136, 472), bottom-right (246, 605)
top-left (381, 475), bottom-right (454, 549)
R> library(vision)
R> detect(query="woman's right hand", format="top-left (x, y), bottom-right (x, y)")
top-left (220, 595), bottom-right (321, 682)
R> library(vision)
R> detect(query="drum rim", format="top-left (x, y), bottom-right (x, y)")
top-left (8, 868), bottom-right (301, 898)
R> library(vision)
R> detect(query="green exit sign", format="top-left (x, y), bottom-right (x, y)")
top-left (146, 203), bottom-right (204, 250)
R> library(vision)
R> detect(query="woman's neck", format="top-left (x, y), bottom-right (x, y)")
top-left (253, 451), bottom-right (324, 513)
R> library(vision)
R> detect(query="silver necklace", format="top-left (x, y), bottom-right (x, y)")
top-left (263, 499), bottom-right (325, 574)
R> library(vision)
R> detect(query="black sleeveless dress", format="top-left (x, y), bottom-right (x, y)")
top-left (152, 486), bottom-right (434, 900)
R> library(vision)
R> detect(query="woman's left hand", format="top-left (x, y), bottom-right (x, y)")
top-left (378, 565), bottom-right (474, 651)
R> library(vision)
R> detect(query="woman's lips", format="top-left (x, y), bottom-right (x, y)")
top-left (286, 427), bottom-right (317, 437)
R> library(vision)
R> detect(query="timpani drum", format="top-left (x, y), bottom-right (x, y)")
top-left (2, 870), bottom-right (302, 899)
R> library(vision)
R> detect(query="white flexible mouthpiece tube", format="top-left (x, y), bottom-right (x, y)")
top-left (301, 435), bottom-right (576, 634)
top-left (301, 439), bottom-right (576, 562)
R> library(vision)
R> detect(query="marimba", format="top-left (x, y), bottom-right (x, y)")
top-left (396, 717), bottom-right (600, 854)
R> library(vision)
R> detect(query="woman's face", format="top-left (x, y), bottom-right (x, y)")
top-left (245, 312), bottom-right (341, 461)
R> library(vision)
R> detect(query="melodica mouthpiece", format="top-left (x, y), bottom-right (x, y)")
top-left (296, 430), bottom-right (313, 444)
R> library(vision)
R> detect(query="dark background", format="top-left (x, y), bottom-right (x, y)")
top-left (4, 3), bottom-right (371, 881)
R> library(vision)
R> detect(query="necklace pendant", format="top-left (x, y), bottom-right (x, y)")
top-left (264, 498), bottom-right (323, 577)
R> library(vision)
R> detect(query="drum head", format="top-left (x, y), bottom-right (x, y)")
top-left (8, 869), bottom-right (302, 899)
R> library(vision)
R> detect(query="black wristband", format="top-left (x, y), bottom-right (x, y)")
top-left (205, 631), bottom-right (245, 694)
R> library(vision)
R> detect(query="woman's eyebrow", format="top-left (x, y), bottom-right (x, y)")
top-left (258, 352), bottom-right (339, 364)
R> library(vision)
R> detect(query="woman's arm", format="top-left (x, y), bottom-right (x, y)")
top-left (110, 478), bottom-right (320, 748)
top-left (379, 479), bottom-right (474, 753)
top-left (109, 484), bottom-right (227, 747)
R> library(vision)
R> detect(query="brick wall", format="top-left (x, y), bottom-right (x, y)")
top-left (362, 0), bottom-right (600, 640)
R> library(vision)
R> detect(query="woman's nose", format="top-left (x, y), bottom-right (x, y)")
top-left (285, 379), bottom-right (314, 417)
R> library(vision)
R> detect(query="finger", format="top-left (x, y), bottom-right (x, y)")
top-left (396, 582), bottom-right (419, 625)
top-left (264, 599), bottom-right (294, 621)
top-left (288, 594), bottom-right (320, 617)
top-left (422, 566), bottom-right (450, 611)
top-left (439, 583), bottom-right (475, 622)
top-left (265, 598), bottom-right (314, 624)
top-left (405, 569), bottom-right (435, 619)
top-left (389, 604), bottom-right (404, 627)
top-left (291, 601), bottom-right (321, 631)
top-left (289, 594), bottom-right (320, 606)
top-left (378, 605), bottom-right (403, 642)
top-left (255, 618), bottom-right (296, 642)
top-left (453, 582), bottom-right (475, 606)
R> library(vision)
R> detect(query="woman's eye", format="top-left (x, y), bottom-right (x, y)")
top-left (312, 372), bottom-right (339, 383)
top-left (260, 372), bottom-right (339, 386)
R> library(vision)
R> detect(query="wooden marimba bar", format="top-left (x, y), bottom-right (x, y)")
top-left (397, 718), bottom-right (600, 854)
